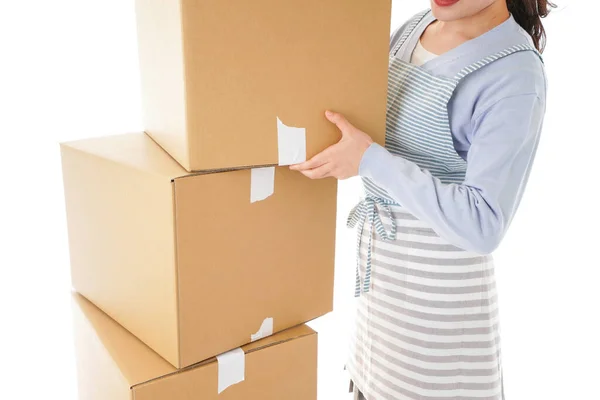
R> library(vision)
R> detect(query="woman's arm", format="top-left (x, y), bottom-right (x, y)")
top-left (359, 93), bottom-right (545, 254)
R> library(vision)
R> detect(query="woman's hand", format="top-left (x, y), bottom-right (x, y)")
top-left (290, 110), bottom-right (374, 180)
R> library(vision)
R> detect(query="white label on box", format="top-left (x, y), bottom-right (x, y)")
top-left (277, 117), bottom-right (306, 166)
top-left (250, 167), bottom-right (275, 203)
top-left (250, 317), bottom-right (274, 342)
top-left (216, 347), bottom-right (245, 394)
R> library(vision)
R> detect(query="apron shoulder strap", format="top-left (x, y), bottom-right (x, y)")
top-left (391, 9), bottom-right (432, 56)
top-left (454, 44), bottom-right (543, 80)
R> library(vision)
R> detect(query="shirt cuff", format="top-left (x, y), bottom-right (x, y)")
top-left (359, 142), bottom-right (393, 181)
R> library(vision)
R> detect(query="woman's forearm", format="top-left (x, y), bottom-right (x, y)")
top-left (360, 93), bottom-right (544, 254)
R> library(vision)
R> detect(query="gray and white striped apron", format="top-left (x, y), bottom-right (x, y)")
top-left (347, 11), bottom-right (542, 400)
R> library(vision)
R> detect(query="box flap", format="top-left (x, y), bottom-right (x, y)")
top-left (240, 324), bottom-right (315, 355)
top-left (73, 292), bottom-right (315, 388)
top-left (61, 133), bottom-right (189, 180)
top-left (132, 323), bottom-right (318, 400)
top-left (140, 324), bottom-right (316, 386)
top-left (72, 292), bottom-right (176, 388)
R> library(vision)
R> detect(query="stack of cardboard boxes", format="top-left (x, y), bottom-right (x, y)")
top-left (61, 0), bottom-right (391, 398)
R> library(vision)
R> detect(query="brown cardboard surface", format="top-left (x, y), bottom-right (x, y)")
top-left (62, 132), bottom-right (188, 179)
top-left (61, 132), bottom-right (336, 369)
top-left (135, 0), bottom-right (392, 171)
top-left (72, 293), bottom-right (317, 400)
top-left (174, 160), bottom-right (336, 367)
top-left (61, 137), bottom-right (181, 367)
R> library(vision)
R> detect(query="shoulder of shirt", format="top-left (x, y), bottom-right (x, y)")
top-left (456, 20), bottom-right (548, 117)
top-left (461, 56), bottom-right (547, 123)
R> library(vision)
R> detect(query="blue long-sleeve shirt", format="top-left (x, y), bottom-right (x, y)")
top-left (358, 12), bottom-right (547, 254)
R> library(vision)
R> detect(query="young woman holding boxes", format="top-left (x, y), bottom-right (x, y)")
top-left (292, 0), bottom-right (553, 398)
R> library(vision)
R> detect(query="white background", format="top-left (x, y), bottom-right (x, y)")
top-left (0, 0), bottom-right (597, 399)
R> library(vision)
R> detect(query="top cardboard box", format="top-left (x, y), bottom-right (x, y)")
top-left (135, 0), bottom-right (391, 171)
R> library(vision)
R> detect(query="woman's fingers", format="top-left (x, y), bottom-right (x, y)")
top-left (325, 110), bottom-right (352, 135)
top-left (290, 144), bottom-right (337, 171)
top-left (290, 152), bottom-right (326, 171)
top-left (300, 163), bottom-right (333, 179)
top-left (290, 111), bottom-right (353, 172)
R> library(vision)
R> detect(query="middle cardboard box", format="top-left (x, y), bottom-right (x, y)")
top-left (60, 132), bottom-right (337, 369)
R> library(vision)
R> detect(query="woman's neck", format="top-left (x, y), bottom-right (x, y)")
top-left (421, 1), bottom-right (510, 55)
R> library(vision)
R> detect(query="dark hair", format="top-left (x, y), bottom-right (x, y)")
top-left (507, 0), bottom-right (556, 52)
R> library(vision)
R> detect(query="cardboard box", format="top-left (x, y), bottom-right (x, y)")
top-left (61, 132), bottom-right (336, 369)
top-left (135, 0), bottom-right (391, 171)
top-left (72, 292), bottom-right (317, 400)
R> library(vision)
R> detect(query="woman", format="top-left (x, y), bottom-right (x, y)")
top-left (291, 0), bottom-right (552, 399)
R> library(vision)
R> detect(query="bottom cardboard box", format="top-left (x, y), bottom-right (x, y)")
top-left (71, 293), bottom-right (317, 399)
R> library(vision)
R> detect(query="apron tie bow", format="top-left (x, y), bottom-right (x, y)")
top-left (347, 196), bottom-right (397, 297)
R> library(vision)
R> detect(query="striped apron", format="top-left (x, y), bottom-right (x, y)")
top-left (346, 11), bottom-right (542, 400)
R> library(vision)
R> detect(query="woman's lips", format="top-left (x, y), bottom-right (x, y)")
top-left (434, 0), bottom-right (460, 7)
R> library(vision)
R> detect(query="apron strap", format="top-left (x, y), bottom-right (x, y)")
top-left (347, 197), bottom-right (397, 297)
top-left (454, 44), bottom-right (543, 81)
top-left (391, 9), bottom-right (432, 57)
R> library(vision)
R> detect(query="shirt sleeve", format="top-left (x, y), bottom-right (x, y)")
top-left (358, 93), bottom-right (545, 254)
